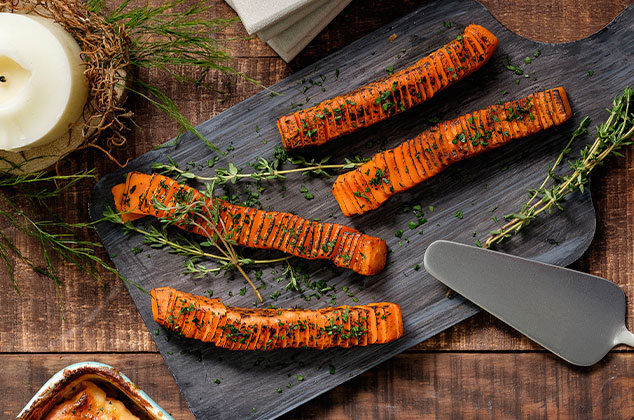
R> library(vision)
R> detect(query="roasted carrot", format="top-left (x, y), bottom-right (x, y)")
top-left (277, 24), bottom-right (498, 150)
top-left (112, 172), bottom-right (387, 275)
top-left (151, 287), bottom-right (403, 350)
top-left (332, 87), bottom-right (573, 216)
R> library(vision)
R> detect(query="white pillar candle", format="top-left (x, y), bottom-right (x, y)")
top-left (0, 13), bottom-right (88, 152)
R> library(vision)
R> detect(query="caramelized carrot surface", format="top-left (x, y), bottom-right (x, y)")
top-left (332, 87), bottom-right (573, 216)
top-left (112, 172), bottom-right (387, 275)
top-left (151, 287), bottom-right (404, 350)
top-left (277, 24), bottom-right (498, 149)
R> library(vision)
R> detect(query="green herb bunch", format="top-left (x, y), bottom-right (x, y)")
top-left (0, 0), bottom-right (264, 308)
top-left (105, 178), bottom-right (294, 303)
top-left (105, 151), bottom-right (368, 302)
top-left (0, 172), bottom-right (123, 310)
top-left (91, 0), bottom-right (262, 152)
top-left (151, 151), bottom-right (367, 184)
top-left (486, 87), bottom-right (634, 247)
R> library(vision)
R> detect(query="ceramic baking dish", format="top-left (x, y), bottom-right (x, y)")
top-left (17, 361), bottom-right (174, 420)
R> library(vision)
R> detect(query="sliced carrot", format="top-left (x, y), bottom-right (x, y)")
top-left (393, 143), bottom-right (415, 187)
top-left (357, 163), bottom-right (388, 205)
top-left (372, 305), bottom-right (387, 343)
top-left (432, 49), bottom-right (451, 88)
top-left (332, 88), bottom-right (573, 215)
top-left (355, 307), bottom-right (370, 346)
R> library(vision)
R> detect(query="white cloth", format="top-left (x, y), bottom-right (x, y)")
top-left (226, 0), bottom-right (351, 62)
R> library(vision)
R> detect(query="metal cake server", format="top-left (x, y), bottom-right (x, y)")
top-left (423, 240), bottom-right (634, 366)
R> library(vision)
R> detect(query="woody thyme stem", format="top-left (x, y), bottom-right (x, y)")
top-left (485, 87), bottom-right (634, 248)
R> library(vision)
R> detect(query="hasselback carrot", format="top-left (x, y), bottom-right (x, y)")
top-left (277, 24), bottom-right (498, 150)
top-left (332, 87), bottom-right (573, 216)
top-left (112, 172), bottom-right (387, 275)
top-left (151, 287), bottom-right (404, 350)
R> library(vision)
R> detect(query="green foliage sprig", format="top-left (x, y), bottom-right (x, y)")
top-left (104, 178), bottom-right (297, 302)
top-left (0, 172), bottom-right (124, 310)
top-left (485, 87), bottom-right (634, 247)
top-left (151, 151), bottom-right (368, 184)
top-left (87, 0), bottom-right (265, 152)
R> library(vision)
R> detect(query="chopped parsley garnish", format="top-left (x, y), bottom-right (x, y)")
top-left (300, 185), bottom-right (314, 200)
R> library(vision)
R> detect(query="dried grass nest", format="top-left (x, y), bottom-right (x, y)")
top-left (0, 0), bottom-right (132, 173)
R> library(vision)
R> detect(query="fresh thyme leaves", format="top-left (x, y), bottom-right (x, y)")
top-left (486, 87), bottom-right (634, 248)
top-left (504, 55), bottom-right (524, 75)
top-left (281, 260), bottom-right (301, 291)
top-left (152, 154), bottom-right (368, 184)
top-left (504, 53), bottom-right (539, 83)
top-left (376, 81), bottom-right (399, 113)
top-left (104, 185), bottom-right (292, 302)
top-left (299, 185), bottom-right (314, 200)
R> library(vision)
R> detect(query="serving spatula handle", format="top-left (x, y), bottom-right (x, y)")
top-left (614, 326), bottom-right (634, 348)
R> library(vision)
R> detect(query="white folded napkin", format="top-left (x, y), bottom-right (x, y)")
top-left (226, 0), bottom-right (351, 62)
top-left (226, 0), bottom-right (319, 35)
top-left (267, 0), bottom-right (352, 62)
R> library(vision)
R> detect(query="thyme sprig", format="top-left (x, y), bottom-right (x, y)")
top-left (108, 216), bottom-right (290, 268)
top-left (152, 154), bottom-right (367, 184)
top-left (485, 87), bottom-right (634, 247)
top-left (104, 181), bottom-right (295, 302)
top-left (0, 170), bottom-right (95, 202)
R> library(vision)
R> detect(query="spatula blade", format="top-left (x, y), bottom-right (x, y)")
top-left (423, 240), bottom-right (627, 366)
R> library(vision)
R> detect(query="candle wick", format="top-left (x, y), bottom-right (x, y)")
top-left (0, 76), bottom-right (6, 83)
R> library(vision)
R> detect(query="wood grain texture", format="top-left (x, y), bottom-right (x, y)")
top-left (2, 0), bottom-right (631, 354)
top-left (5, 352), bottom-right (634, 419)
top-left (89, 1), bottom-right (634, 418)
top-left (2, 1), bottom-right (634, 419)
top-left (283, 352), bottom-right (634, 419)
top-left (2, 354), bottom-right (193, 419)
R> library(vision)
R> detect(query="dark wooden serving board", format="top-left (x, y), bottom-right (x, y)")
top-left (90, 1), bottom-right (634, 418)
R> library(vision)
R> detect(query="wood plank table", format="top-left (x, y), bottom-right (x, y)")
top-left (2, 1), bottom-right (634, 418)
